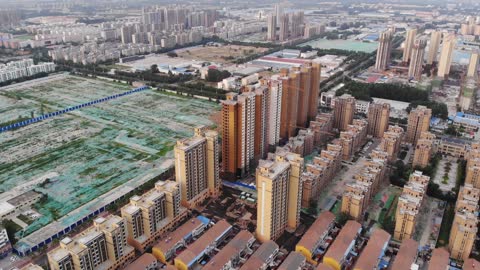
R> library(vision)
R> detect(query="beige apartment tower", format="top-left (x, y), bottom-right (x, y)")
top-left (467, 51), bottom-right (479, 78)
top-left (449, 184), bottom-right (479, 261)
top-left (412, 131), bottom-right (435, 169)
top-left (267, 14), bottom-right (277, 41)
top-left (406, 105), bottom-right (432, 145)
top-left (437, 34), bottom-right (456, 78)
top-left (333, 94), bottom-right (356, 131)
top-left (408, 39), bottom-right (427, 81)
top-left (394, 171), bottom-right (429, 241)
top-left (175, 126), bottom-right (220, 207)
top-left (367, 102), bottom-right (390, 138)
top-left (256, 153), bottom-right (304, 243)
top-left (375, 30), bottom-right (393, 71)
top-left (403, 28), bottom-right (418, 63)
top-left (427, 30), bottom-right (442, 65)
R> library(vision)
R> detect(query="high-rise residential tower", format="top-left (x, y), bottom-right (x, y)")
top-left (175, 126), bottom-right (220, 207)
top-left (437, 34), bottom-right (456, 78)
top-left (408, 39), bottom-right (427, 81)
top-left (367, 102), bottom-right (390, 138)
top-left (427, 30), bottom-right (442, 65)
top-left (406, 105), bottom-right (432, 145)
top-left (375, 30), bottom-right (394, 71)
top-left (467, 51), bottom-right (479, 78)
top-left (333, 94), bottom-right (356, 131)
top-left (267, 14), bottom-right (277, 41)
top-left (403, 28), bottom-right (418, 63)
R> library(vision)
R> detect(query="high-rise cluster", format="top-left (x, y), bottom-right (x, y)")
top-left (341, 150), bottom-right (389, 220)
top-left (267, 4), bottom-right (305, 42)
top-left (460, 16), bottom-right (480, 36)
top-left (222, 63), bottom-right (321, 179)
top-left (412, 131), bottom-right (436, 169)
top-left (256, 151), bottom-right (304, 242)
top-left (394, 171), bottom-right (429, 241)
top-left (406, 105), bottom-right (432, 145)
top-left (449, 184), bottom-right (479, 261)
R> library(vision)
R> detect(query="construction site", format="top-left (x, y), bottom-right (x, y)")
top-left (0, 74), bottom-right (220, 242)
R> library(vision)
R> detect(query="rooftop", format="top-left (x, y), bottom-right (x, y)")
top-left (154, 216), bottom-right (209, 253)
top-left (324, 220), bottom-right (362, 263)
top-left (390, 239), bottom-right (419, 270)
top-left (175, 219), bottom-right (232, 268)
top-left (296, 211), bottom-right (335, 252)
top-left (463, 258), bottom-right (480, 270)
top-left (239, 240), bottom-right (279, 270)
top-left (203, 230), bottom-right (254, 270)
top-left (354, 228), bottom-right (391, 270)
top-left (277, 252), bottom-right (306, 270)
top-left (427, 248), bottom-right (450, 270)
top-left (124, 253), bottom-right (157, 270)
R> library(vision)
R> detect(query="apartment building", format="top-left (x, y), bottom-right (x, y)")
top-left (406, 105), bottom-right (432, 145)
top-left (367, 102), bottom-right (390, 138)
top-left (412, 131), bottom-right (436, 168)
top-left (394, 171), bottom-right (429, 241)
top-left (333, 94), bottom-right (356, 131)
top-left (377, 125), bottom-right (404, 162)
top-left (323, 220), bottom-right (362, 270)
top-left (296, 211), bottom-right (335, 264)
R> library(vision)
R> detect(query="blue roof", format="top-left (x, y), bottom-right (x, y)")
top-left (197, 215), bottom-right (210, 225)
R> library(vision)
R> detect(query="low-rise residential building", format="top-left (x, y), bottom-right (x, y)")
top-left (124, 253), bottom-right (158, 270)
top-left (323, 220), bottom-right (362, 270)
top-left (390, 239), bottom-right (419, 270)
top-left (427, 248), bottom-right (450, 270)
top-left (354, 228), bottom-right (390, 270)
top-left (0, 59), bottom-right (55, 83)
top-left (239, 240), bottom-right (279, 270)
top-left (278, 252), bottom-right (306, 270)
top-left (202, 230), bottom-right (255, 270)
top-left (296, 211), bottom-right (335, 264)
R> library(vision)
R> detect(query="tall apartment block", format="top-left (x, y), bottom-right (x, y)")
top-left (333, 94), bottom-right (356, 131)
top-left (427, 30), bottom-right (442, 65)
top-left (267, 14), bottom-right (277, 41)
top-left (412, 131), bottom-right (435, 169)
top-left (48, 215), bottom-right (135, 270)
top-left (341, 150), bottom-right (388, 220)
top-left (394, 171), bottom-right (429, 241)
top-left (378, 125), bottom-right (404, 162)
top-left (437, 34), bottom-right (456, 78)
top-left (175, 126), bottom-right (220, 207)
top-left (338, 119), bottom-right (368, 160)
top-left (403, 28), bottom-right (418, 63)
top-left (121, 180), bottom-right (184, 251)
top-left (375, 30), bottom-right (393, 71)
top-left (408, 39), bottom-right (427, 81)
top-left (221, 92), bottom-right (256, 179)
top-left (367, 102), bottom-right (390, 138)
top-left (309, 113), bottom-right (334, 146)
top-left (254, 86), bottom-right (269, 162)
top-left (266, 78), bottom-right (283, 148)
top-left (449, 184), bottom-right (479, 261)
top-left (256, 152), bottom-right (304, 243)
top-left (466, 143), bottom-right (480, 189)
top-left (406, 105), bottom-right (432, 145)
top-left (467, 51), bottom-right (479, 78)
top-left (301, 144), bottom-right (342, 208)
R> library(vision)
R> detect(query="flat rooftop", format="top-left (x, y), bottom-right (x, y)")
top-left (354, 228), bottom-right (390, 270)
top-left (154, 216), bottom-right (209, 254)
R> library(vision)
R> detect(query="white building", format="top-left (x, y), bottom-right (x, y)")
top-left (0, 59), bottom-right (55, 83)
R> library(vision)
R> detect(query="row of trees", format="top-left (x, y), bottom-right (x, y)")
top-left (336, 80), bottom-right (429, 102)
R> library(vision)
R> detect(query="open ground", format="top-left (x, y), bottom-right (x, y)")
top-left (176, 44), bottom-right (269, 64)
top-left (0, 74), bottom-right (220, 237)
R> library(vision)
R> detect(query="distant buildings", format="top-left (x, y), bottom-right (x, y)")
top-left (394, 171), bottom-right (429, 241)
top-left (266, 4), bottom-right (305, 42)
top-left (333, 94), bottom-right (356, 131)
top-left (367, 102), bottom-right (390, 138)
top-left (256, 152), bottom-right (304, 242)
top-left (437, 34), bottom-right (456, 78)
top-left (406, 105), bottom-right (432, 145)
top-left (375, 30), bottom-right (393, 71)
top-left (0, 59), bottom-right (55, 83)
top-left (467, 51), bottom-right (479, 78)
top-left (408, 39), bottom-right (427, 81)
top-left (449, 184), bottom-right (479, 261)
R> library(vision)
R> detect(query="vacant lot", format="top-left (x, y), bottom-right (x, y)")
top-left (0, 74), bottom-right (220, 236)
top-left (177, 44), bottom-right (269, 64)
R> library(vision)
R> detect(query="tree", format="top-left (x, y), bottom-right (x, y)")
top-left (337, 212), bottom-right (351, 226)
top-left (150, 64), bottom-right (159, 73)
top-left (206, 69), bottom-right (231, 83)
top-left (167, 52), bottom-right (178, 58)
